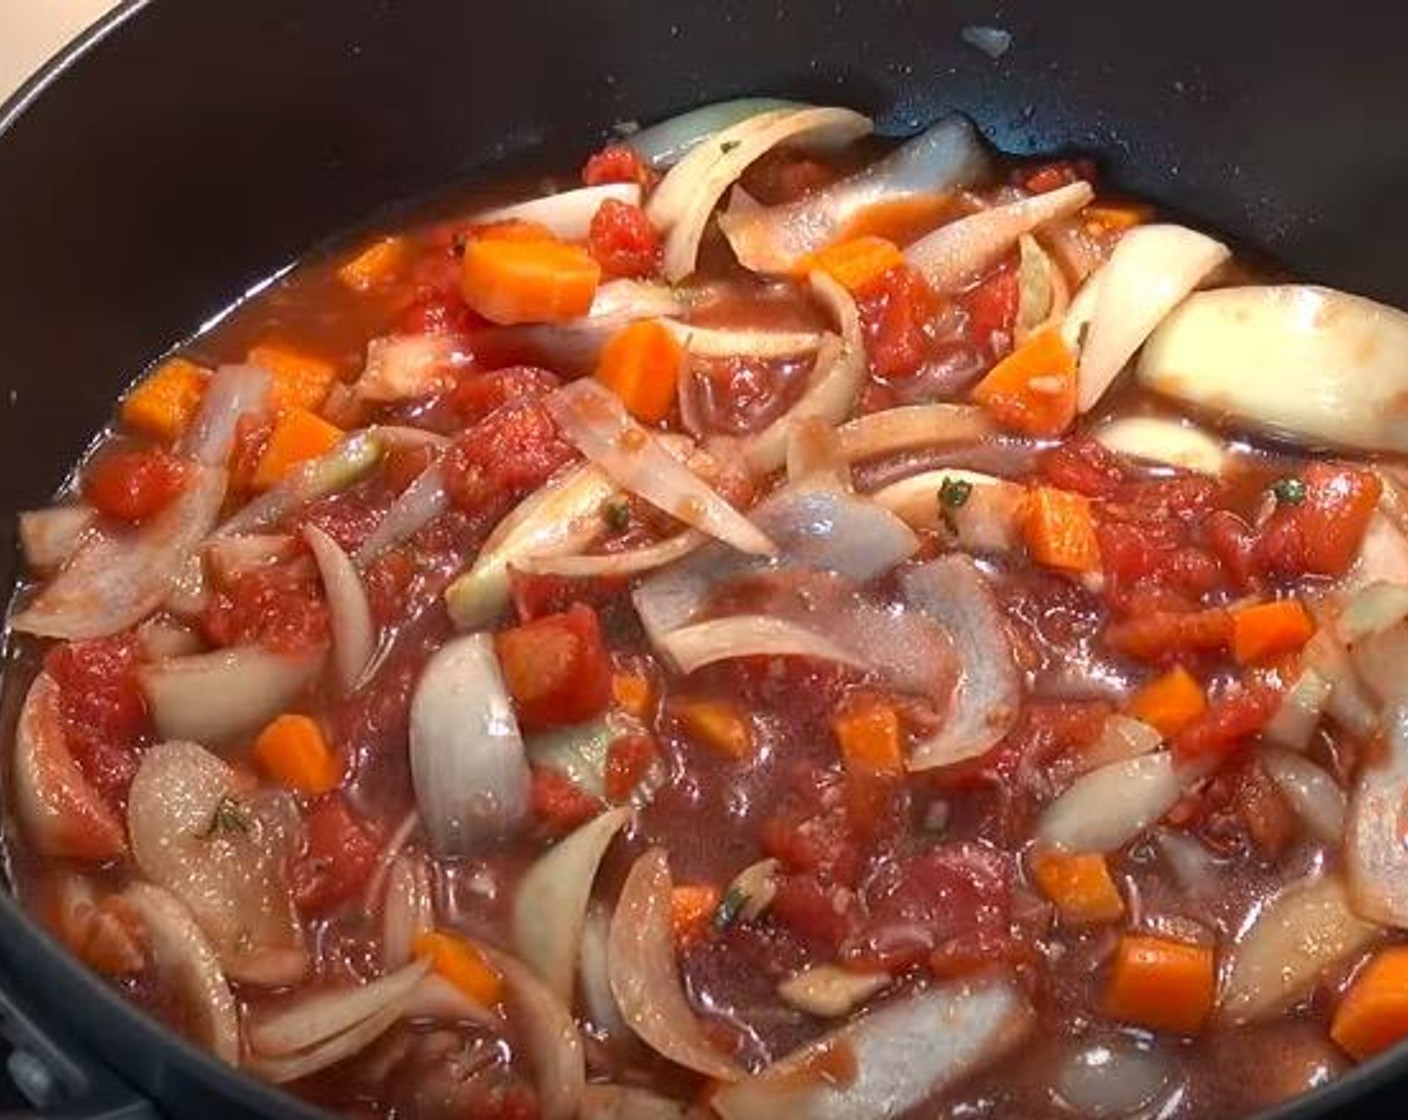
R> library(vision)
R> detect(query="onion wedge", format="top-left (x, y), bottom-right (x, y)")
top-left (712, 976), bottom-right (1034, 1120)
top-left (18, 505), bottom-right (97, 571)
top-left (120, 883), bottom-right (240, 1064)
top-left (515, 530), bottom-right (705, 580)
top-left (1093, 416), bottom-right (1227, 476)
top-left (1347, 704), bottom-right (1408, 926)
top-left (215, 431), bottom-right (382, 536)
top-left (13, 466), bottom-right (225, 640)
top-left (1222, 874), bottom-right (1377, 1024)
top-left (626, 98), bottom-right (806, 169)
top-left (871, 468), bottom-right (1026, 553)
top-left (353, 333), bottom-right (465, 402)
top-left (354, 460), bottom-right (449, 567)
top-left (481, 946), bottom-right (586, 1120)
top-left (905, 180), bottom-right (1093, 293)
top-left (248, 959), bottom-right (431, 1057)
top-left (837, 403), bottom-right (994, 463)
top-left (609, 849), bottom-right (744, 1081)
top-left (1015, 233), bottom-right (1069, 342)
top-left (410, 633), bottom-right (531, 855)
top-left (1073, 224), bottom-right (1229, 412)
top-left (1260, 747), bottom-right (1346, 844)
top-left (658, 614), bottom-right (869, 676)
top-left (303, 524), bottom-right (375, 690)
top-left (1139, 285), bottom-right (1408, 453)
top-left (662, 320), bottom-right (824, 359)
top-left (741, 273), bottom-right (865, 475)
top-left (381, 854), bottom-right (434, 970)
top-left (444, 463), bottom-right (617, 629)
top-left (1038, 752), bottom-right (1182, 853)
top-left (513, 807), bottom-right (633, 1001)
top-left (901, 556), bottom-right (1020, 769)
top-left (477, 183), bottom-right (641, 240)
top-left (547, 381), bottom-right (774, 555)
top-left (179, 363), bottom-right (270, 466)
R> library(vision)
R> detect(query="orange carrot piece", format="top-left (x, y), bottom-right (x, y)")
top-left (1031, 849), bottom-right (1125, 925)
top-left (1331, 946), bottom-right (1408, 1060)
top-left (1082, 202), bottom-right (1153, 234)
top-left (803, 236), bottom-right (904, 291)
top-left (121, 357), bottom-right (208, 441)
top-left (1128, 665), bottom-right (1207, 738)
top-left (251, 713), bottom-right (339, 794)
top-left (1231, 599), bottom-right (1315, 665)
top-left (595, 320), bottom-right (683, 423)
top-left (459, 235), bottom-right (600, 325)
top-left (247, 341), bottom-right (340, 413)
top-left (971, 327), bottom-right (1077, 437)
top-left (1025, 487), bottom-right (1100, 573)
top-left (674, 699), bottom-right (752, 760)
top-left (337, 235), bottom-right (409, 292)
top-left (611, 672), bottom-right (654, 719)
top-left (473, 218), bottom-right (557, 243)
top-left (251, 408), bottom-right (343, 490)
top-left (1104, 935), bottom-right (1215, 1034)
top-left (669, 884), bottom-right (721, 945)
top-left (413, 930), bottom-right (505, 1006)
top-left (832, 700), bottom-right (904, 777)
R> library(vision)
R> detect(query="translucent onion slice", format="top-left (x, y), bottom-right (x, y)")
top-left (1053, 1037), bottom-right (1177, 1120)
top-left (381, 853), bottom-right (434, 970)
top-left (1222, 874), bottom-right (1377, 1024)
top-left (303, 525), bottom-right (375, 691)
top-left (547, 381), bottom-right (775, 555)
top-left (18, 505), bottom-right (96, 570)
top-left (1038, 752), bottom-right (1182, 853)
top-left (1093, 416), bottom-right (1227, 476)
top-left (609, 849), bottom-right (744, 1081)
top-left (1337, 580), bottom-right (1408, 645)
top-left (1015, 233), bottom-right (1070, 343)
top-left (1260, 747), bottom-right (1346, 844)
top-left (13, 673), bottom-right (126, 861)
top-left (837, 403), bottom-right (995, 462)
top-left (1261, 667), bottom-right (1332, 751)
top-left (409, 633), bottom-right (531, 856)
top-left (515, 530), bottom-right (705, 580)
top-left (581, 1085), bottom-right (691, 1120)
top-left (444, 463), bottom-right (617, 630)
top-left (13, 466), bottom-right (226, 640)
top-left (904, 180), bottom-right (1093, 293)
top-left (250, 997), bottom-right (408, 1084)
top-left (657, 614), bottom-right (869, 676)
top-left (120, 882), bottom-right (239, 1064)
top-left (353, 333), bottom-right (464, 403)
top-left (139, 645), bottom-right (325, 745)
top-left (204, 533), bottom-right (297, 585)
top-left (1139, 285), bottom-right (1408, 453)
top-left (1070, 714), bottom-right (1164, 777)
top-left (216, 431), bottom-right (382, 536)
top-left (354, 461), bottom-right (450, 567)
top-left (719, 114), bottom-right (990, 273)
top-left (1073, 224), bottom-right (1230, 413)
top-left (248, 959), bottom-right (431, 1057)
top-left (579, 904), bottom-right (627, 1039)
top-left (1348, 512), bottom-right (1408, 592)
top-left (871, 468), bottom-right (1026, 553)
top-left (654, 107), bottom-right (873, 281)
top-left (625, 98), bottom-right (806, 169)
top-left (662, 320), bottom-right (824, 359)
top-left (741, 273), bottom-right (865, 475)
top-left (476, 183), bottom-right (641, 240)
top-left (513, 807), bottom-right (633, 1001)
top-left (901, 556), bottom-right (1021, 769)
top-left (179, 363), bottom-right (271, 466)
top-left (712, 975), bottom-right (1033, 1120)
top-left (1347, 705), bottom-right (1408, 927)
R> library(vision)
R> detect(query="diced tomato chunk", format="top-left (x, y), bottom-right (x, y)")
top-left (44, 635), bottom-right (150, 808)
top-left (1254, 463), bottom-right (1381, 578)
top-left (961, 265), bottom-right (1019, 356)
top-left (1103, 608), bottom-right (1232, 664)
top-left (1042, 437), bottom-right (1126, 499)
top-left (581, 144), bottom-right (651, 187)
top-left (588, 200), bottom-right (661, 279)
top-left (508, 568), bottom-right (625, 623)
top-left (855, 264), bottom-right (941, 379)
top-left (442, 400), bottom-right (575, 519)
top-left (529, 766), bottom-right (603, 832)
top-left (605, 734), bottom-right (659, 802)
top-left (292, 795), bottom-right (381, 913)
top-left (397, 290), bottom-right (480, 336)
top-left (495, 605), bottom-right (613, 731)
top-left (82, 447), bottom-right (186, 522)
top-left (451, 366), bottom-right (561, 425)
top-left (202, 567), bottom-right (329, 653)
top-left (1017, 159), bottom-right (1097, 194)
top-left (1172, 681), bottom-right (1280, 767)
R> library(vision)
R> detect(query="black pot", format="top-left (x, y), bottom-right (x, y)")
top-left (1, 1), bottom-right (1406, 1116)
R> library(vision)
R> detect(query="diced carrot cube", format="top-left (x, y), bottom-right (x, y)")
top-left (121, 357), bottom-right (208, 441)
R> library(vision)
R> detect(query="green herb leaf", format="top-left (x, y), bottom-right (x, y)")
top-left (937, 476), bottom-right (974, 533)
top-left (602, 496), bottom-right (632, 533)
top-left (712, 886), bottom-right (747, 931)
top-left (198, 795), bottom-right (251, 839)
top-left (720, 140), bottom-right (741, 154)
top-left (1271, 477), bottom-right (1307, 506)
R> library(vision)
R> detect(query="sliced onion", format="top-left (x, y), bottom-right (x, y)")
top-left (401, 972), bottom-right (498, 1024)
top-left (410, 633), bottom-right (531, 856)
top-left (719, 114), bottom-right (990, 273)
top-left (128, 741), bottom-right (307, 986)
top-left (1348, 512), bottom-right (1408, 592)
top-left (353, 333), bottom-right (465, 402)
top-left (444, 463), bottom-right (617, 629)
top-left (204, 533), bottom-right (297, 584)
top-left (526, 718), bottom-right (615, 801)
top-left (19, 505), bottom-right (96, 570)
top-left (163, 550), bottom-right (211, 617)
top-left (838, 404), bottom-right (995, 462)
top-left (741, 274), bottom-right (864, 475)
top-left (609, 848), bottom-right (744, 1081)
top-left (1140, 285), bottom-right (1408, 453)
top-left (136, 616), bottom-right (205, 659)
top-left (1347, 622), bottom-right (1408, 708)
top-left (477, 182), bottom-right (641, 240)
top-left (249, 959), bottom-right (431, 1056)
top-left (776, 965), bottom-right (890, 1018)
top-left (654, 107), bottom-right (873, 281)
top-left (13, 466), bottom-right (226, 640)
top-left (901, 556), bottom-right (1021, 769)
top-left (215, 431), bottom-right (382, 536)
top-left (1072, 714), bottom-right (1164, 777)
top-left (871, 468), bottom-right (1026, 553)
top-left (1073, 224), bottom-right (1230, 412)
top-left (139, 645), bottom-right (325, 745)
top-left (785, 415), bottom-right (851, 492)
top-left (381, 853), bottom-right (435, 970)
top-left (354, 461), bottom-right (449, 567)
top-left (1222, 874), bottom-right (1377, 1024)
top-left (581, 1085), bottom-right (691, 1120)
top-left (663, 320), bottom-right (824, 359)
top-left (514, 807), bottom-right (632, 1001)
top-left (1261, 667), bottom-right (1332, 750)
top-left (1260, 747), bottom-right (1346, 844)
top-left (1054, 1037), bottom-right (1178, 1120)
top-left (658, 615), bottom-right (869, 676)
top-left (1303, 628), bottom-right (1380, 739)
top-left (1347, 704), bottom-right (1408, 927)
top-left (250, 997), bottom-right (407, 1084)
top-left (516, 530), bottom-right (705, 580)
top-left (579, 904), bottom-right (626, 1038)
top-left (1015, 233), bottom-right (1070, 342)
top-left (625, 98), bottom-right (806, 169)
top-left (303, 524), bottom-right (375, 690)
top-left (905, 181), bottom-right (1093, 293)
top-left (12, 674), bottom-right (126, 861)
top-left (179, 363), bottom-right (271, 466)
top-left (1337, 580), bottom-right (1408, 644)
top-left (1038, 752), bottom-right (1181, 853)
top-left (120, 882), bottom-right (239, 1064)
top-left (1093, 416), bottom-right (1227, 476)
top-left (1154, 828), bottom-right (1220, 897)
top-left (547, 381), bottom-right (775, 555)
top-left (712, 976), bottom-right (1033, 1120)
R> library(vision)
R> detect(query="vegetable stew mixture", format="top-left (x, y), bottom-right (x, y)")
top-left (10, 97), bottom-right (1408, 1119)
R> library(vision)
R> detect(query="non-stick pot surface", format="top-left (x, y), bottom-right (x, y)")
top-left (1, 1), bottom-right (1407, 1116)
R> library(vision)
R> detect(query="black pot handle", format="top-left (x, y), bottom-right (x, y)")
top-left (0, 978), bottom-right (156, 1119)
